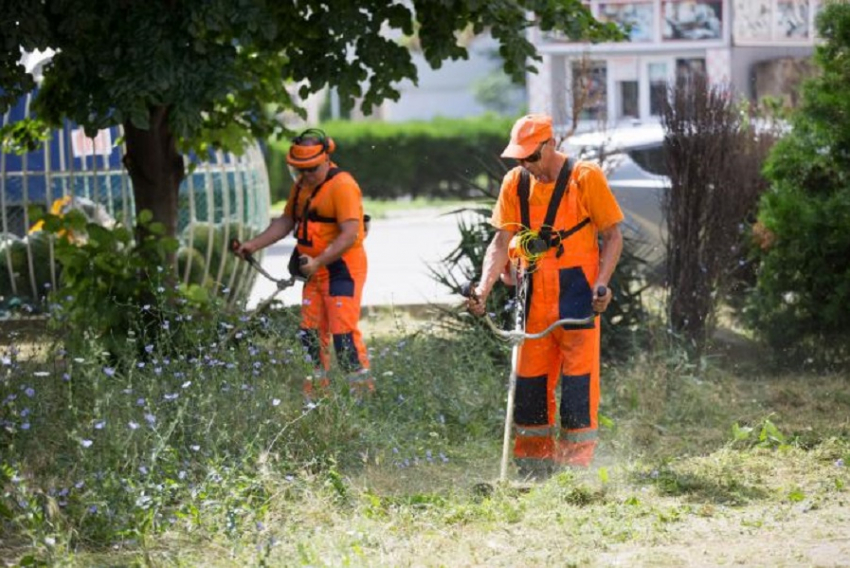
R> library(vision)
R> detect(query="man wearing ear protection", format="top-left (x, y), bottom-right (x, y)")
top-left (236, 128), bottom-right (372, 399)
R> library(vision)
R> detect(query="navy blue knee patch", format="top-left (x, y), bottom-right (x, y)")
top-left (333, 332), bottom-right (361, 372)
top-left (298, 327), bottom-right (321, 364)
top-left (560, 373), bottom-right (591, 429)
top-left (514, 374), bottom-right (548, 426)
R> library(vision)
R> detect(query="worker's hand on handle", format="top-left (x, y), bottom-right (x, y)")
top-left (298, 254), bottom-right (319, 278)
top-left (461, 281), bottom-right (487, 317)
top-left (592, 284), bottom-right (610, 314)
top-left (230, 238), bottom-right (258, 262)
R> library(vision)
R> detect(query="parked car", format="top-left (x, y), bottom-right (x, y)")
top-left (560, 122), bottom-right (670, 270)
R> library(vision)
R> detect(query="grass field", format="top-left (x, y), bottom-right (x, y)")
top-left (1, 307), bottom-right (849, 567)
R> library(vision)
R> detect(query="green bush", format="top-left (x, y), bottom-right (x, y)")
top-left (746, 3), bottom-right (850, 366)
top-left (266, 115), bottom-right (517, 203)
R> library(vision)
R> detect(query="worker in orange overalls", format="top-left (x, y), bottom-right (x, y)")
top-left (467, 114), bottom-right (624, 478)
top-left (237, 128), bottom-right (372, 398)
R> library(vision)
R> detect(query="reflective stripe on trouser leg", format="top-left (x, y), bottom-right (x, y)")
top-left (555, 319), bottom-right (600, 467)
top-left (513, 332), bottom-right (560, 462)
top-left (513, 374), bottom-right (553, 460)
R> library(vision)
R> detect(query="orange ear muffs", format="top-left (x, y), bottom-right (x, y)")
top-left (287, 128), bottom-right (335, 169)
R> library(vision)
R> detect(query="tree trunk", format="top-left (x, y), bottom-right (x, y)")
top-left (122, 105), bottom-right (184, 242)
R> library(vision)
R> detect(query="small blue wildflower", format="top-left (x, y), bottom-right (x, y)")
top-left (81, 439), bottom-right (93, 448)
top-left (24, 387), bottom-right (35, 398)
top-left (136, 398), bottom-right (146, 406)
top-left (103, 367), bottom-right (116, 377)
top-left (145, 344), bottom-right (154, 354)
top-left (21, 422), bottom-right (30, 430)
top-left (94, 420), bottom-right (106, 430)
top-left (144, 413), bottom-right (156, 426)
top-left (128, 421), bottom-right (139, 430)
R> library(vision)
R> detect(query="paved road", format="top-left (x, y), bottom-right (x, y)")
top-left (247, 208), bottom-right (479, 309)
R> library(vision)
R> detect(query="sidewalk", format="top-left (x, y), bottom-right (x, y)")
top-left (246, 207), bottom-right (478, 310)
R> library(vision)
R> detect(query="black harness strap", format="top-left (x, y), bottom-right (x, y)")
top-left (517, 159), bottom-right (589, 259)
top-left (538, 158), bottom-right (574, 246)
top-left (295, 167), bottom-right (341, 245)
top-left (518, 168), bottom-right (531, 232)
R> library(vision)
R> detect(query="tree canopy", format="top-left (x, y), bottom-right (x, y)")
top-left (1, 0), bottom-right (620, 156)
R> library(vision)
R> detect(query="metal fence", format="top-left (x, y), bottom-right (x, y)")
top-left (1, 91), bottom-right (270, 311)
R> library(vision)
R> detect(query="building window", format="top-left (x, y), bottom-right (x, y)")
top-left (599, 2), bottom-right (655, 42)
top-left (619, 81), bottom-right (639, 119)
top-left (734, 0), bottom-right (819, 43)
top-left (572, 60), bottom-right (607, 121)
top-left (676, 58), bottom-right (707, 83)
top-left (649, 62), bottom-right (669, 116)
top-left (662, 1), bottom-right (723, 41)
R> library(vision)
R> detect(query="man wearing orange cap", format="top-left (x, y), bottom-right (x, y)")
top-left (237, 128), bottom-right (372, 399)
top-left (468, 114), bottom-right (623, 477)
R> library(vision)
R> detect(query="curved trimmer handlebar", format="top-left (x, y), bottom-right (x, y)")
top-left (461, 281), bottom-right (603, 344)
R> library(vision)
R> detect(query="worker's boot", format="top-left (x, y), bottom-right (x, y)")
top-left (516, 459), bottom-right (556, 482)
top-left (347, 368), bottom-right (375, 401)
top-left (302, 372), bottom-right (330, 404)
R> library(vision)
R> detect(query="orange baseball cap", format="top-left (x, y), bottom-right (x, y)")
top-left (501, 114), bottom-right (554, 159)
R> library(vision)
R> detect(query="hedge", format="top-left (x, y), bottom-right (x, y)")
top-left (265, 115), bottom-right (518, 202)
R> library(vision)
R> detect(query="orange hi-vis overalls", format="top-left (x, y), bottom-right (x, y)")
top-left (492, 160), bottom-right (623, 468)
top-left (284, 165), bottom-right (371, 396)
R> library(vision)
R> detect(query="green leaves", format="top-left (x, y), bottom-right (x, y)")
top-left (2, 0), bottom-right (622, 156)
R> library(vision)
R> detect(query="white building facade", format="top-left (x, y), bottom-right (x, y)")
top-left (528, 0), bottom-right (821, 130)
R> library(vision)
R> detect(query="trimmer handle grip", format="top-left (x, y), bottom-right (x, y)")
top-left (230, 237), bottom-right (255, 263)
top-left (460, 281), bottom-right (478, 300)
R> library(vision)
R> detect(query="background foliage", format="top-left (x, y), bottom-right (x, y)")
top-left (747, 2), bottom-right (850, 366)
top-left (266, 115), bottom-right (517, 203)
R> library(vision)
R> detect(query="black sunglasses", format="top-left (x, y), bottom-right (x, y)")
top-left (297, 164), bottom-right (320, 173)
top-left (519, 140), bottom-right (549, 164)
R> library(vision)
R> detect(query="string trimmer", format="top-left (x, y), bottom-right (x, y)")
top-left (462, 278), bottom-right (604, 491)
